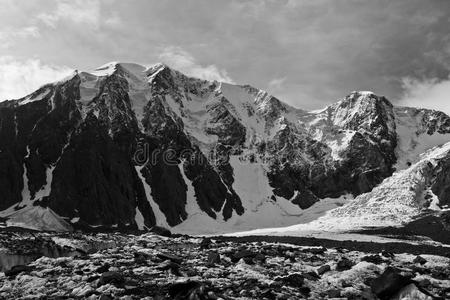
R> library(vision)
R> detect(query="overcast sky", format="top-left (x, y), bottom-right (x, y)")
top-left (1, 0), bottom-right (450, 112)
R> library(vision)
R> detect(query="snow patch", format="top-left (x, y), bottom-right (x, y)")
top-left (135, 166), bottom-right (169, 228)
top-left (326, 130), bottom-right (355, 160)
top-left (19, 88), bottom-right (51, 106)
top-left (90, 62), bottom-right (118, 76)
top-left (33, 166), bottom-right (55, 201)
top-left (134, 207), bottom-right (145, 230)
top-left (5, 206), bottom-right (72, 232)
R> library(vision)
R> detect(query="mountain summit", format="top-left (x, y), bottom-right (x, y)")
top-left (1, 62), bottom-right (450, 233)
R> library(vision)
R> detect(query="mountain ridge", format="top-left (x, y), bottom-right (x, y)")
top-left (0, 61), bottom-right (450, 233)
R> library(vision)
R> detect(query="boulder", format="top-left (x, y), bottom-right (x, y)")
top-left (167, 281), bottom-right (203, 299)
top-left (317, 264), bottom-right (331, 275)
top-left (304, 271), bottom-right (320, 281)
top-left (336, 257), bottom-right (354, 271)
top-left (98, 271), bottom-right (125, 287)
top-left (361, 254), bottom-right (385, 264)
top-left (151, 226), bottom-right (172, 237)
top-left (232, 249), bottom-right (256, 262)
top-left (95, 264), bottom-right (110, 273)
top-left (157, 252), bottom-right (183, 264)
top-left (199, 238), bottom-right (212, 250)
top-left (371, 267), bottom-right (411, 299)
top-left (206, 251), bottom-right (221, 266)
top-left (275, 273), bottom-right (305, 287)
top-left (413, 255), bottom-right (427, 265)
top-left (4, 265), bottom-right (34, 278)
top-left (391, 283), bottom-right (433, 300)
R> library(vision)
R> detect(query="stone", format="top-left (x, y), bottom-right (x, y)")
top-left (371, 267), bottom-right (411, 299)
top-left (157, 252), bottom-right (183, 264)
top-left (242, 256), bottom-right (255, 265)
top-left (392, 283), bottom-right (433, 300)
top-left (232, 249), bottom-right (256, 262)
top-left (417, 278), bottom-right (431, 288)
top-left (336, 257), bottom-right (354, 271)
top-left (260, 288), bottom-right (276, 300)
top-left (317, 264), bottom-right (331, 275)
top-left (95, 264), bottom-right (110, 273)
top-left (167, 281), bottom-right (202, 299)
top-left (200, 238), bottom-right (212, 250)
top-left (254, 253), bottom-right (266, 263)
top-left (4, 265), bottom-right (34, 278)
top-left (303, 271), bottom-right (320, 281)
top-left (413, 255), bottom-right (427, 265)
top-left (303, 247), bottom-right (326, 255)
top-left (206, 251), bottom-right (221, 266)
top-left (381, 250), bottom-right (395, 258)
top-left (361, 254), bottom-right (384, 264)
top-left (157, 260), bottom-right (180, 271)
top-left (276, 273), bottom-right (305, 287)
top-left (150, 226), bottom-right (172, 237)
top-left (327, 289), bottom-right (341, 298)
top-left (98, 271), bottom-right (125, 287)
top-left (133, 252), bottom-right (147, 264)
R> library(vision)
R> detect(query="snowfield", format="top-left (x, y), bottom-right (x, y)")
top-left (172, 154), bottom-right (352, 235)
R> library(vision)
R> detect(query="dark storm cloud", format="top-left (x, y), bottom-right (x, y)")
top-left (1, 0), bottom-right (450, 110)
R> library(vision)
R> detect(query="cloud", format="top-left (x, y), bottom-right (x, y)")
top-left (0, 26), bottom-right (40, 48)
top-left (398, 76), bottom-right (450, 115)
top-left (104, 11), bottom-right (123, 27)
top-left (37, 0), bottom-right (121, 29)
top-left (268, 77), bottom-right (287, 93)
top-left (159, 46), bottom-right (234, 83)
top-left (0, 56), bottom-right (73, 101)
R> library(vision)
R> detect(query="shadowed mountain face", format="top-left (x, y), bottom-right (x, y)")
top-left (1, 62), bottom-right (450, 233)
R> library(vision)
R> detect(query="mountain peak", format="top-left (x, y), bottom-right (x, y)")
top-left (350, 90), bottom-right (374, 96)
top-left (2, 58), bottom-right (450, 236)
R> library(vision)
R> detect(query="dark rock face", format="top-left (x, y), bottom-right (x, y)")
top-left (431, 156), bottom-right (450, 207)
top-left (0, 65), bottom-right (246, 229)
top-left (45, 114), bottom-right (153, 227)
top-left (309, 92), bottom-right (397, 198)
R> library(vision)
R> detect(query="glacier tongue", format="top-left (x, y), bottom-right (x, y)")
top-left (231, 141), bottom-right (450, 236)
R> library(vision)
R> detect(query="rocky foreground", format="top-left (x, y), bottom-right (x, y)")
top-left (0, 231), bottom-right (449, 299)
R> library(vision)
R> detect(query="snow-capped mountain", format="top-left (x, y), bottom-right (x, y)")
top-left (1, 61), bottom-right (450, 233)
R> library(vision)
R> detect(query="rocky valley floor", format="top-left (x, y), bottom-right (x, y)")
top-left (0, 230), bottom-right (449, 299)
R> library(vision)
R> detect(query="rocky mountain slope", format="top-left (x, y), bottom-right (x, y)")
top-left (1, 62), bottom-right (450, 233)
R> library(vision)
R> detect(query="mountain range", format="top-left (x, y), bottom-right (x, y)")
top-left (0, 61), bottom-right (449, 234)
